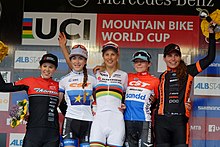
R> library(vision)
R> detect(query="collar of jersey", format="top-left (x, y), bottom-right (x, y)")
top-left (40, 75), bottom-right (53, 80)
top-left (71, 69), bottom-right (83, 75)
top-left (137, 71), bottom-right (150, 76)
top-left (167, 67), bottom-right (177, 72)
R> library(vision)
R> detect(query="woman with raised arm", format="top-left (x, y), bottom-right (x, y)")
top-left (154, 26), bottom-right (216, 147)
top-left (58, 32), bottom-right (128, 147)
top-left (58, 44), bottom-right (96, 147)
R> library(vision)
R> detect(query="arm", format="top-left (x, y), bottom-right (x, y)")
top-left (199, 28), bottom-right (216, 70)
top-left (0, 73), bottom-right (29, 92)
top-left (58, 92), bottom-right (67, 116)
top-left (58, 32), bottom-right (73, 70)
top-left (58, 92), bottom-right (64, 106)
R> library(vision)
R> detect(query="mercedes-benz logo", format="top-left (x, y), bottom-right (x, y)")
top-left (68, 0), bottom-right (89, 8)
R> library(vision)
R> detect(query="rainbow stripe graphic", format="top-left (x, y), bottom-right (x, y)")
top-left (95, 84), bottom-right (123, 100)
top-left (22, 18), bottom-right (34, 39)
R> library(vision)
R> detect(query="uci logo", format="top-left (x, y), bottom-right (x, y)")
top-left (68, 0), bottom-right (89, 8)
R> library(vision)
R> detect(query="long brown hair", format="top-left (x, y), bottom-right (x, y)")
top-left (82, 64), bottom-right (88, 89)
top-left (82, 64), bottom-right (88, 103)
top-left (176, 59), bottom-right (187, 89)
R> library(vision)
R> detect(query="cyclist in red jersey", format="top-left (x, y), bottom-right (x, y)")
top-left (154, 26), bottom-right (216, 147)
top-left (0, 53), bottom-right (60, 147)
top-left (124, 50), bottom-right (159, 147)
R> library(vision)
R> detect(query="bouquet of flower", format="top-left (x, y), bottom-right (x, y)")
top-left (9, 99), bottom-right (28, 128)
top-left (0, 41), bottom-right (8, 62)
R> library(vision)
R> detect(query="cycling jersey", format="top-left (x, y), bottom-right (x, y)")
top-left (124, 72), bottom-right (159, 121)
top-left (94, 70), bottom-right (128, 113)
top-left (59, 70), bottom-right (96, 121)
top-left (156, 33), bottom-right (216, 118)
top-left (155, 33), bottom-right (216, 146)
top-left (1, 74), bottom-right (60, 147)
top-left (15, 76), bottom-right (59, 129)
top-left (90, 69), bottom-right (128, 146)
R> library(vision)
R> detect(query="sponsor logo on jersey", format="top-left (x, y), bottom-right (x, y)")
top-left (126, 93), bottom-right (146, 100)
top-left (69, 82), bottom-right (91, 88)
top-left (129, 80), bottom-right (150, 88)
top-left (113, 73), bottom-right (121, 78)
top-left (34, 88), bottom-right (58, 95)
top-left (168, 99), bottom-right (179, 104)
top-left (68, 78), bottom-right (79, 82)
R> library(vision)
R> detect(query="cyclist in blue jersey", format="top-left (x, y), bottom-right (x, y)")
top-left (124, 50), bottom-right (160, 147)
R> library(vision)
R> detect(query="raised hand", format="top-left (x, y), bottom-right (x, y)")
top-left (58, 32), bottom-right (67, 49)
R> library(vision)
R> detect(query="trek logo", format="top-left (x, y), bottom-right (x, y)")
top-left (22, 12), bottom-right (97, 46)
top-left (34, 88), bottom-right (58, 95)
top-left (10, 139), bottom-right (23, 146)
top-left (126, 93), bottom-right (146, 100)
top-left (129, 81), bottom-right (150, 88)
top-left (208, 125), bottom-right (220, 132)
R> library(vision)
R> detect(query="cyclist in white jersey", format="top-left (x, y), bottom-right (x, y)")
top-left (58, 33), bottom-right (127, 147)
top-left (89, 42), bottom-right (128, 147)
top-left (58, 43), bottom-right (96, 147)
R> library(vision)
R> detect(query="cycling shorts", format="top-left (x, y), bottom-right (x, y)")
top-left (90, 111), bottom-right (125, 146)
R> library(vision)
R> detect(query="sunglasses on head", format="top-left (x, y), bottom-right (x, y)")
top-left (133, 51), bottom-right (151, 59)
top-left (103, 43), bottom-right (119, 51)
top-left (72, 44), bottom-right (87, 50)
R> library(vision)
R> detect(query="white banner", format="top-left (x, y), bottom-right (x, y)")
top-left (14, 50), bottom-right (46, 69)
top-left (194, 76), bottom-right (220, 96)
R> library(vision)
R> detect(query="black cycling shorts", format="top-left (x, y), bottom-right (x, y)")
top-left (22, 127), bottom-right (59, 147)
top-left (62, 117), bottom-right (92, 144)
top-left (154, 115), bottom-right (188, 146)
top-left (125, 121), bottom-right (154, 147)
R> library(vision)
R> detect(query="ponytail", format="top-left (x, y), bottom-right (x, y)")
top-left (82, 64), bottom-right (88, 103)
